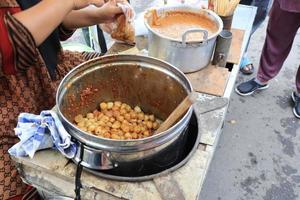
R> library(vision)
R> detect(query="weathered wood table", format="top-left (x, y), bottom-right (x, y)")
top-left (11, 5), bottom-right (257, 200)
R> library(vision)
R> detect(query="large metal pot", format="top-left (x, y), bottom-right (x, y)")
top-left (144, 5), bottom-right (223, 73)
top-left (56, 55), bottom-right (193, 170)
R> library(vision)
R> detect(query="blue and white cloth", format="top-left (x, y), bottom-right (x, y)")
top-left (8, 110), bottom-right (77, 159)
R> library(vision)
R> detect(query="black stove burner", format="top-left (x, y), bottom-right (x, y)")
top-left (84, 112), bottom-right (200, 182)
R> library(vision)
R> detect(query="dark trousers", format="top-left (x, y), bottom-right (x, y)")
top-left (240, 0), bottom-right (271, 51)
top-left (240, 0), bottom-right (271, 32)
top-left (256, 0), bottom-right (300, 92)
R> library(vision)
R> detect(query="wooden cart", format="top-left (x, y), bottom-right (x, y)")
top-left (12, 5), bottom-right (257, 200)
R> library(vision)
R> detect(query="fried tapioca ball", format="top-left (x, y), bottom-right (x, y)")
top-left (100, 102), bottom-right (108, 110)
top-left (74, 114), bottom-right (84, 123)
top-left (74, 101), bottom-right (162, 140)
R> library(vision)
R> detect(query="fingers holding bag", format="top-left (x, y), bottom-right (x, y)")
top-left (101, 0), bottom-right (136, 45)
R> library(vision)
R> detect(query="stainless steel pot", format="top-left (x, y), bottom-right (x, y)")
top-left (144, 5), bottom-right (223, 73)
top-left (56, 55), bottom-right (193, 170)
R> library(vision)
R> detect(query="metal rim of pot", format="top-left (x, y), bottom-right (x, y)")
top-left (56, 54), bottom-right (193, 152)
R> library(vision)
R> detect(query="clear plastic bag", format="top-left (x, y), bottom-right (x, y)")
top-left (101, 1), bottom-right (136, 45)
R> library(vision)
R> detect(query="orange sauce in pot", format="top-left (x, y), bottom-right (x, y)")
top-left (149, 10), bottom-right (218, 42)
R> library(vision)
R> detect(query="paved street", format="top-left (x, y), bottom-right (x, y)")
top-left (199, 18), bottom-right (300, 200)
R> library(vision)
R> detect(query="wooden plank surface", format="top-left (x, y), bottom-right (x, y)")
top-left (186, 65), bottom-right (230, 97)
top-left (13, 146), bottom-right (209, 200)
top-left (227, 28), bottom-right (245, 64)
top-left (107, 43), bottom-right (134, 54)
top-left (107, 37), bottom-right (147, 55)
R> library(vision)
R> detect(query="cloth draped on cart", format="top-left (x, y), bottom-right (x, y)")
top-left (8, 111), bottom-right (77, 159)
top-left (0, 1), bottom-right (102, 199)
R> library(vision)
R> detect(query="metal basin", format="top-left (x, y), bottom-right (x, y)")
top-left (56, 54), bottom-right (193, 170)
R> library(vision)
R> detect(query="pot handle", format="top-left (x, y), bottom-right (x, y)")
top-left (182, 28), bottom-right (208, 46)
top-left (75, 142), bottom-right (118, 170)
top-left (91, 148), bottom-right (118, 169)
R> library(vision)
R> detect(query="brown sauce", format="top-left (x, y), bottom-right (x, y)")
top-left (149, 10), bottom-right (218, 42)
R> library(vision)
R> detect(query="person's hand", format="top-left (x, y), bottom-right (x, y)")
top-left (73, 0), bottom-right (105, 10)
top-left (95, 0), bottom-right (123, 23)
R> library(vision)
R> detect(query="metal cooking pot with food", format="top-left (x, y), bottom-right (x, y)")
top-left (144, 5), bottom-right (223, 73)
top-left (56, 55), bottom-right (193, 170)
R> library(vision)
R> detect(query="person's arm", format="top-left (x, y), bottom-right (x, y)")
top-left (62, 0), bottom-right (123, 30)
top-left (13, 0), bottom-right (74, 45)
top-left (13, 0), bottom-right (102, 46)
top-left (0, 0), bottom-right (101, 76)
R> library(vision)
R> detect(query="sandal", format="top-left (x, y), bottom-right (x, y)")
top-left (240, 56), bottom-right (254, 75)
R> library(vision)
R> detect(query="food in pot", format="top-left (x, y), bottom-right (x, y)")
top-left (74, 101), bottom-right (162, 140)
top-left (147, 10), bottom-right (218, 41)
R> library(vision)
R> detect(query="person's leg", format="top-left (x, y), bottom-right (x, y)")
top-left (239, 0), bottom-right (254, 54)
top-left (240, 54), bottom-right (254, 75)
top-left (236, 1), bottom-right (300, 95)
top-left (256, 0), bottom-right (300, 84)
top-left (240, 0), bottom-right (271, 75)
top-left (251, 0), bottom-right (271, 33)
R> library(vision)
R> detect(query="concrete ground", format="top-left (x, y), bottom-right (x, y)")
top-left (199, 17), bottom-right (300, 200)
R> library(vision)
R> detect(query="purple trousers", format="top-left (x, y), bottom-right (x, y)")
top-left (257, 0), bottom-right (300, 92)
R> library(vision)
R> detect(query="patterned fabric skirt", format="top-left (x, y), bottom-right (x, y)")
top-left (0, 50), bottom-right (100, 199)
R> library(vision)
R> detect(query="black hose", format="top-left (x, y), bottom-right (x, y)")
top-left (74, 143), bottom-right (84, 200)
